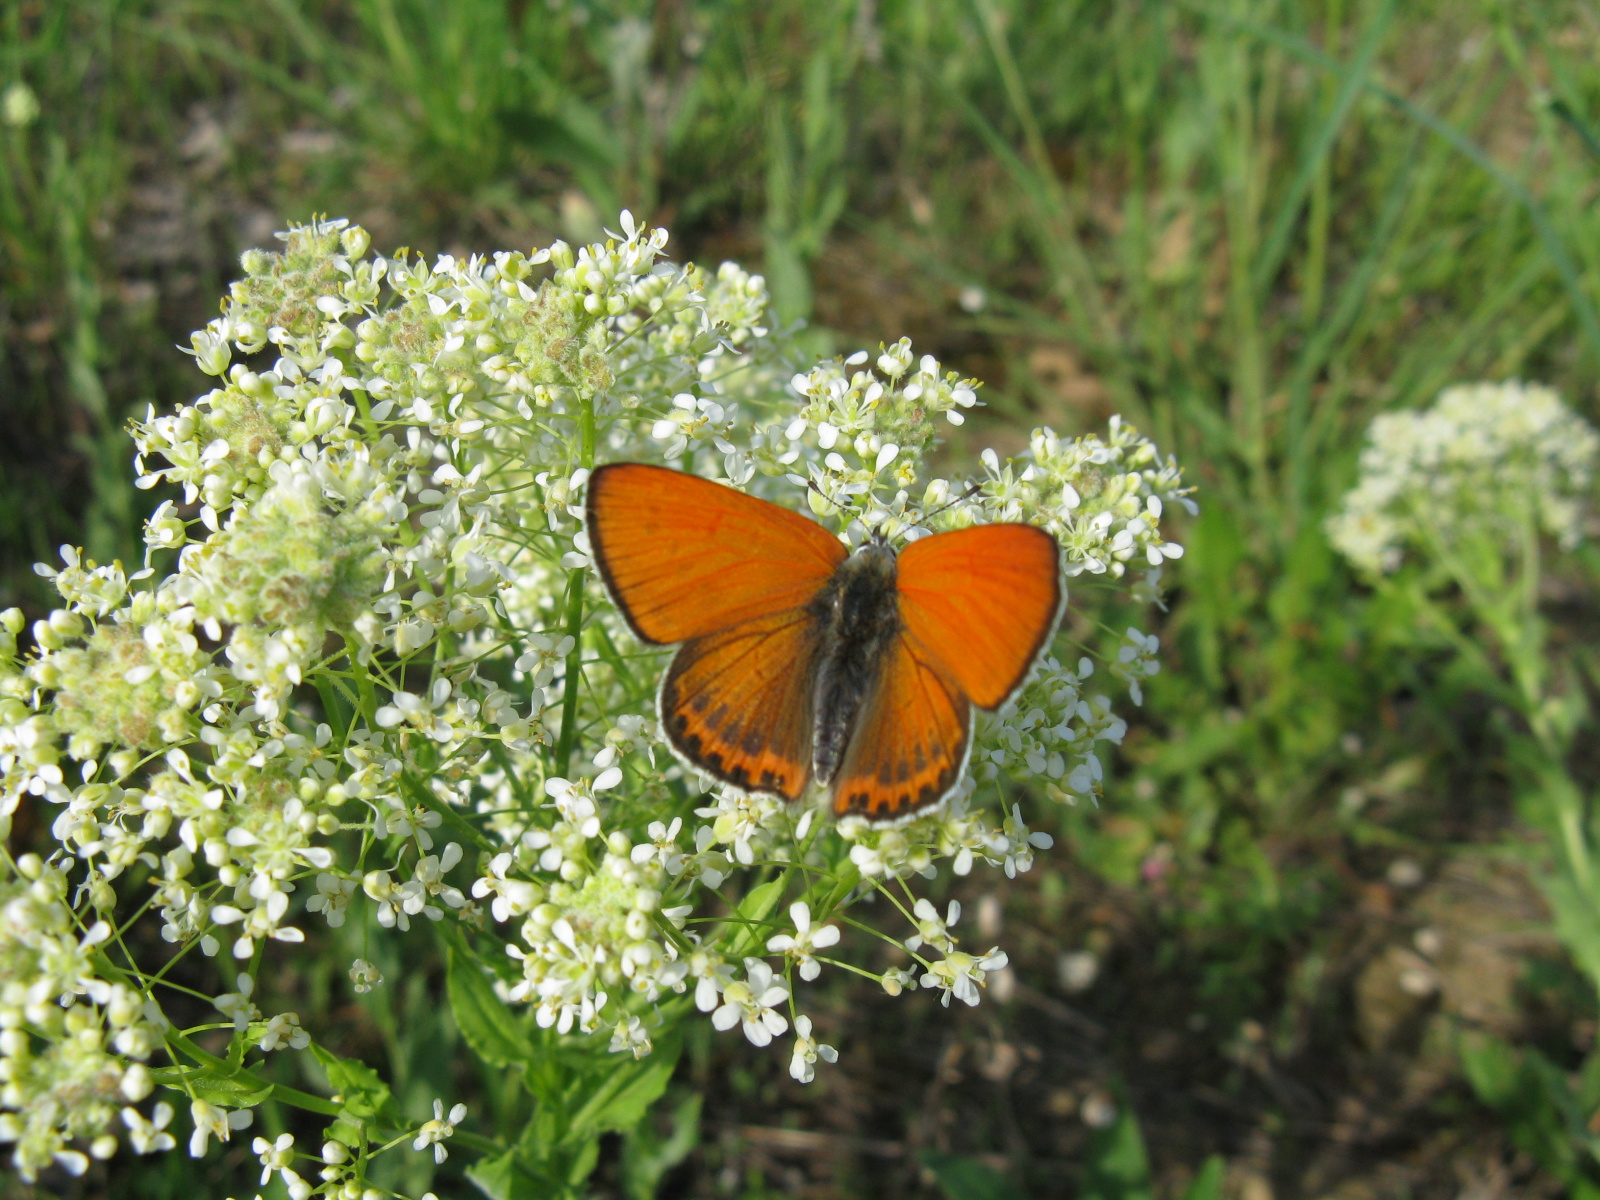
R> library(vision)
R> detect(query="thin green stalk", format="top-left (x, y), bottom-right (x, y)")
top-left (966, 0), bottom-right (1115, 350)
top-left (1251, 0), bottom-right (1393, 301)
top-left (555, 394), bottom-right (598, 773)
top-left (1301, 0), bottom-right (1344, 324)
top-left (1183, 0), bottom-right (1600, 365)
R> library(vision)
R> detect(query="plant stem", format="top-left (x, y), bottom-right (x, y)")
top-left (555, 392), bottom-right (598, 774)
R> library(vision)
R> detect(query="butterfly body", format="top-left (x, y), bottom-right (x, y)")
top-left (587, 462), bottom-right (1064, 823)
top-left (806, 541), bottom-right (901, 789)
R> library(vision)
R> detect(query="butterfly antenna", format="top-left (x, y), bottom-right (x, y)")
top-left (920, 480), bottom-right (984, 526)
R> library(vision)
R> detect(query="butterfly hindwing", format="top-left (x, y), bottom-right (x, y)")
top-left (661, 608), bottom-right (823, 802)
top-left (896, 523), bottom-right (1063, 710)
top-left (830, 633), bottom-right (972, 821)
top-left (587, 462), bottom-right (847, 645)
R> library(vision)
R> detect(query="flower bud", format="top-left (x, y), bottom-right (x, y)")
top-left (121, 1062), bottom-right (154, 1100)
top-left (341, 226), bottom-right (371, 259)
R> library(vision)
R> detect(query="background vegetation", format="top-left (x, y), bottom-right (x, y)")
top-left (6, 0), bottom-right (1600, 1196)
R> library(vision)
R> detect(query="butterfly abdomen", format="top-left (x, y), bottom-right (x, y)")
top-left (811, 545), bottom-right (901, 786)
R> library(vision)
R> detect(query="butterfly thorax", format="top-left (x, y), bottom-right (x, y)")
top-left (809, 543), bottom-right (900, 786)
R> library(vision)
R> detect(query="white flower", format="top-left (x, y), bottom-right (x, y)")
top-left (258, 1011), bottom-right (309, 1051)
top-left (609, 1014), bottom-right (653, 1058)
top-left (630, 817), bottom-right (685, 875)
top-left (122, 1103), bottom-right (176, 1154)
top-left (998, 805), bottom-right (1053, 878)
top-left (788, 1015), bottom-right (838, 1083)
top-left (349, 958), bottom-right (384, 993)
top-left (920, 947), bottom-right (1009, 1007)
top-left (306, 872), bottom-right (357, 927)
top-left (905, 898), bottom-right (960, 955)
top-left (880, 966), bottom-right (917, 997)
top-left (687, 950), bottom-right (733, 1013)
top-left (362, 869), bottom-right (410, 930)
top-left (413, 1099), bottom-right (466, 1164)
top-left (711, 959), bottom-right (790, 1047)
top-left (189, 1099), bottom-right (252, 1157)
top-left (252, 1130), bottom-right (312, 1200)
top-left (214, 974), bottom-right (260, 1030)
top-left (472, 852), bottom-right (541, 922)
top-left (765, 901), bottom-right (841, 981)
top-left (253, 1131), bottom-right (295, 1184)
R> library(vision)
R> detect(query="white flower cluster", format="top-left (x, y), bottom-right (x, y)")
top-left (0, 213), bottom-right (1188, 1180)
top-left (962, 422), bottom-right (1192, 580)
top-left (1328, 381), bottom-right (1600, 576)
top-left (976, 655), bottom-right (1128, 802)
top-left (0, 854), bottom-right (160, 1179)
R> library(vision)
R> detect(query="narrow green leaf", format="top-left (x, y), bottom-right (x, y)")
top-left (918, 1150), bottom-right (1028, 1200)
top-left (1251, 0), bottom-right (1396, 298)
top-left (565, 1029), bottom-right (681, 1140)
top-left (726, 877), bottom-right (787, 957)
top-left (622, 1092), bottom-right (702, 1200)
top-left (1182, 0), bottom-right (1600, 364)
top-left (1080, 1087), bottom-right (1153, 1200)
top-left (1180, 1156), bottom-right (1226, 1200)
top-left (1459, 1030), bottom-right (1520, 1109)
top-left (564, 1136), bottom-right (602, 1185)
top-left (152, 1066), bottom-right (273, 1109)
top-left (467, 1145), bottom-right (562, 1200)
top-left (449, 946), bottom-right (534, 1068)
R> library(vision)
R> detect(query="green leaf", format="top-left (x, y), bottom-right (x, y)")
top-left (622, 1092), bottom-right (702, 1200)
top-left (727, 878), bottom-right (786, 957)
top-left (1080, 1088), bottom-right (1153, 1200)
top-left (565, 1029), bottom-right (682, 1140)
top-left (917, 1151), bottom-right (1028, 1200)
top-left (152, 1066), bottom-right (273, 1109)
top-left (308, 1043), bottom-right (393, 1121)
top-left (1180, 1156), bottom-right (1226, 1200)
top-left (564, 1136), bottom-right (601, 1185)
top-left (468, 1146), bottom-right (565, 1200)
top-left (450, 945), bottom-right (533, 1068)
top-left (1459, 1030), bottom-right (1520, 1109)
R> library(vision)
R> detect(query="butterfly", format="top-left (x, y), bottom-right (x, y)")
top-left (585, 462), bottom-right (1064, 823)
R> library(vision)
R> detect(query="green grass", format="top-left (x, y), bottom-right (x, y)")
top-left (8, 0), bottom-right (1600, 1196)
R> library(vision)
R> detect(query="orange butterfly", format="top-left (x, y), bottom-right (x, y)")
top-left (585, 463), bottom-right (1063, 823)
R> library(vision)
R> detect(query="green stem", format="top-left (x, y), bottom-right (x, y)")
top-left (555, 393), bottom-right (599, 773)
top-left (1302, 0), bottom-right (1344, 325)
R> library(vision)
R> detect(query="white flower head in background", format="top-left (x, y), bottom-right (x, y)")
top-left (1328, 380), bottom-right (1599, 576)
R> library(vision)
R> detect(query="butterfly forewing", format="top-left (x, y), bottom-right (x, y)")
top-left (896, 523), bottom-right (1063, 710)
top-left (831, 634), bottom-right (971, 820)
top-left (587, 462), bottom-right (846, 645)
top-left (662, 609), bottom-right (823, 801)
